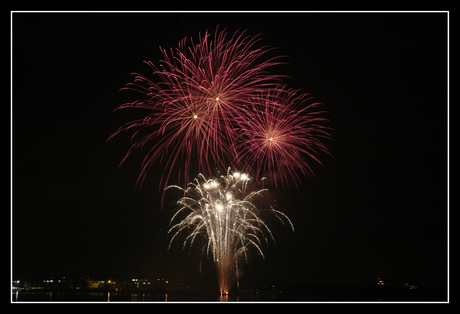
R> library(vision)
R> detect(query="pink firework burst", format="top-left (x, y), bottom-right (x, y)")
top-left (108, 27), bottom-right (286, 192)
top-left (232, 87), bottom-right (332, 187)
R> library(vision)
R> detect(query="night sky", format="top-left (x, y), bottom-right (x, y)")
top-left (12, 12), bottom-right (448, 291)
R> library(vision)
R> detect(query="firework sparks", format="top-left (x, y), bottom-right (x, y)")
top-left (233, 87), bottom-right (332, 187)
top-left (107, 27), bottom-right (286, 194)
top-left (167, 169), bottom-right (294, 295)
top-left (109, 27), bottom-right (330, 294)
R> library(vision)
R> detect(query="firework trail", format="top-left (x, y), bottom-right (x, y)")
top-left (108, 27), bottom-right (287, 193)
top-left (167, 169), bottom-right (294, 294)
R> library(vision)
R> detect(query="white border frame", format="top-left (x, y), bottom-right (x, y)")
top-left (10, 10), bottom-right (449, 304)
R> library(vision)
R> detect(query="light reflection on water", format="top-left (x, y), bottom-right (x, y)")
top-left (14, 291), bottom-right (169, 302)
top-left (218, 294), bottom-right (229, 302)
top-left (12, 286), bottom-right (447, 302)
top-left (12, 290), bottom-right (430, 302)
top-left (13, 291), bottom-right (233, 302)
top-left (11, 291), bottom-right (314, 302)
top-left (13, 291), bottom-right (249, 302)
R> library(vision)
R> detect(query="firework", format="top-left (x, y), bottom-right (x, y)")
top-left (167, 169), bottom-right (294, 295)
top-left (109, 26), bottom-right (332, 295)
top-left (233, 87), bottom-right (332, 187)
top-left (108, 27), bottom-right (286, 193)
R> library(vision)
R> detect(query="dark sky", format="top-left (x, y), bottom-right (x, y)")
top-left (12, 12), bottom-right (448, 291)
